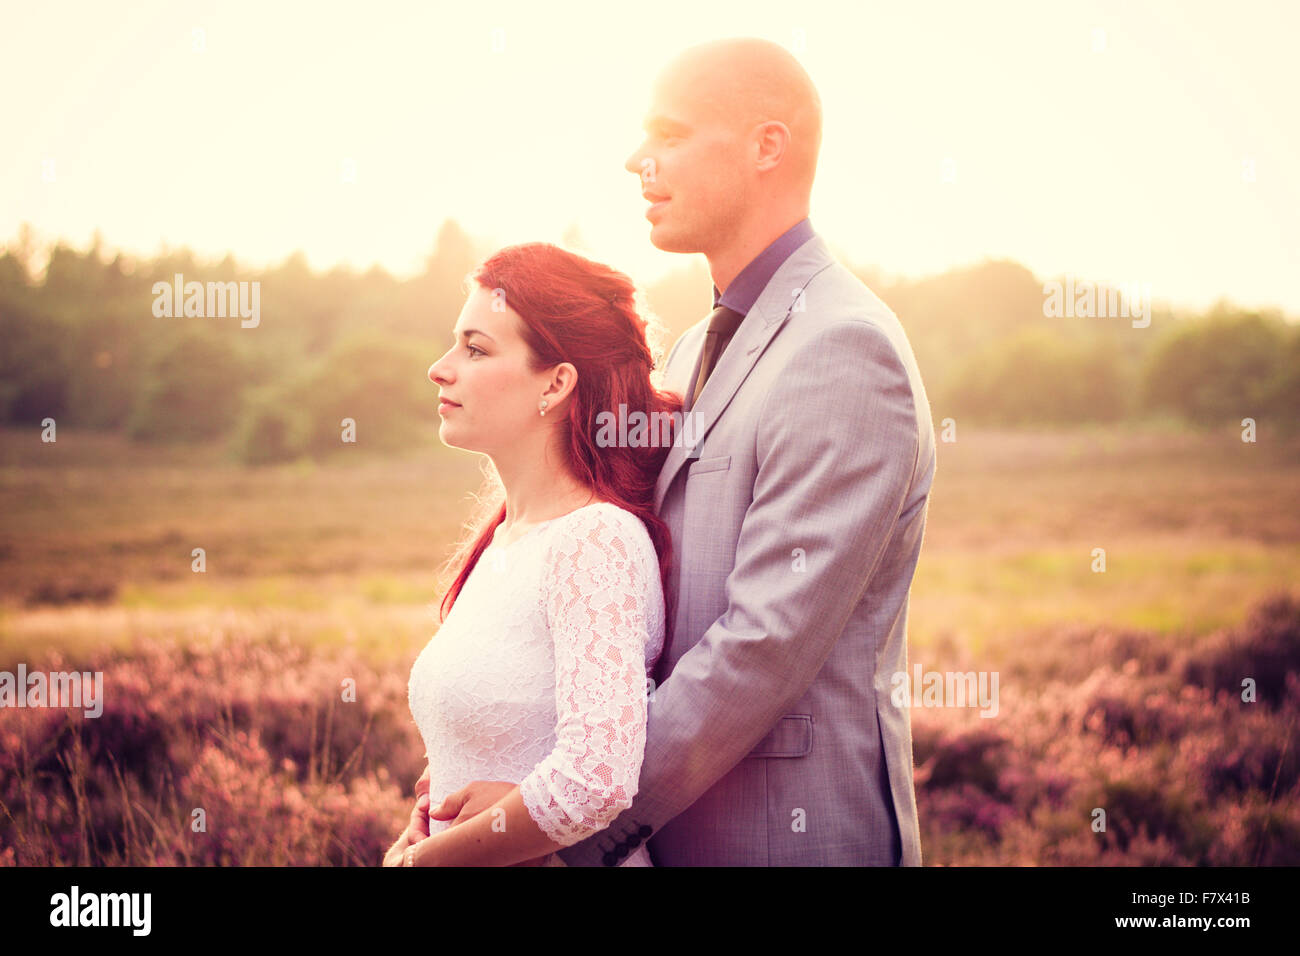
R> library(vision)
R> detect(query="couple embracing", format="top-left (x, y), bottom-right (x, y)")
top-left (386, 36), bottom-right (935, 868)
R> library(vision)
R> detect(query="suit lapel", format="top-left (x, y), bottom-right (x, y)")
top-left (654, 235), bottom-right (836, 511)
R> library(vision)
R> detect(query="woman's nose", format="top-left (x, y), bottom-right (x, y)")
top-left (428, 361), bottom-right (445, 385)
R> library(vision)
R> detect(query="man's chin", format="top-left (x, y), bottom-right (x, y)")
top-left (648, 224), bottom-right (702, 254)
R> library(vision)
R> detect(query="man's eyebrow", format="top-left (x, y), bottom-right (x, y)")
top-left (643, 115), bottom-right (691, 135)
top-left (452, 328), bottom-right (495, 343)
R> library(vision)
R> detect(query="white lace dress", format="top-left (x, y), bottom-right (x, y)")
top-left (408, 501), bottom-right (665, 866)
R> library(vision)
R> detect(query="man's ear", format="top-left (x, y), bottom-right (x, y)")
top-left (754, 120), bottom-right (791, 172)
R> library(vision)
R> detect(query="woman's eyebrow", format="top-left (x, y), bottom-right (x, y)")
top-left (453, 329), bottom-right (496, 343)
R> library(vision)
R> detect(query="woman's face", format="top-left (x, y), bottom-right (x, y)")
top-left (428, 284), bottom-right (562, 456)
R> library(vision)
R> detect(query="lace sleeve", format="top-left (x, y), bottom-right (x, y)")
top-left (518, 507), bottom-right (655, 847)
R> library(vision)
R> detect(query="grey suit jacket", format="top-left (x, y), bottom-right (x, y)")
top-left (556, 234), bottom-right (935, 866)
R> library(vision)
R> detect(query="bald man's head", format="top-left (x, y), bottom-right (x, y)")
top-left (656, 38), bottom-right (822, 190)
top-left (625, 38), bottom-right (822, 257)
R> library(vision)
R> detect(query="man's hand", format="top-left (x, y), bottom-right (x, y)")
top-left (428, 779), bottom-right (518, 826)
top-left (428, 780), bottom-right (551, 866)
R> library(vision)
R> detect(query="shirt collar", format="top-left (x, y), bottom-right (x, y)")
top-left (711, 217), bottom-right (816, 315)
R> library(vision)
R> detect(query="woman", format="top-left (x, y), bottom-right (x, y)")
top-left (385, 242), bottom-right (683, 867)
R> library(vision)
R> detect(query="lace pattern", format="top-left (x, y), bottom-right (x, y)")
top-left (408, 502), bottom-right (664, 860)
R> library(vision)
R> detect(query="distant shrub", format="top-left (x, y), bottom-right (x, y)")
top-left (0, 298), bottom-right (72, 424)
top-left (1140, 310), bottom-right (1292, 427)
top-left (229, 332), bottom-right (432, 464)
top-left (943, 328), bottom-right (1133, 425)
top-left (228, 385), bottom-right (312, 466)
top-left (126, 330), bottom-right (249, 442)
top-left (24, 575), bottom-right (119, 607)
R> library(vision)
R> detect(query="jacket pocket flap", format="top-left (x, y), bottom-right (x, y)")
top-left (746, 714), bottom-right (813, 758)
top-left (687, 454), bottom-right (731, 476)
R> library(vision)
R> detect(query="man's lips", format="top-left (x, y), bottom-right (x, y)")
top-left (644, 194), bottom-right (670, 219)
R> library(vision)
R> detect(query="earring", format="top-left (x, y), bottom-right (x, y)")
top-left (539, 400), bottom-right (548, 417)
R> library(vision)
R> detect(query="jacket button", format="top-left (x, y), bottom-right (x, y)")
top-left (626, 835), bottom-right (641, 848)
top-left (637, 825), bottom-right (652, 838)
top-left (602, 852), bottom-right (618, 866)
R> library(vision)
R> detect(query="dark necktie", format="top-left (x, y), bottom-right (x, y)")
top-left (689, 305), bottom-right (745, 409)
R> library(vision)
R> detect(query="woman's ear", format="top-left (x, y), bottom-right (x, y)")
top-left (542, 362), bottom-right (579, 406)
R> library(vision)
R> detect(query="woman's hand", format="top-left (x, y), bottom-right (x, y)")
top-left (382, 832), bottom-right (411, 867)
top-left (403, 792), bottom-right (431, 844)
top-left (404, 764), bottom-right (433, 841)
top-left (414, 763), bottom-right (431, 806)
top-left (383, 763), bottom-right (433, 866)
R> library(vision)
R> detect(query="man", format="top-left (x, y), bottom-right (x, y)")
top-left (433, 36), bottom-right (935, 866)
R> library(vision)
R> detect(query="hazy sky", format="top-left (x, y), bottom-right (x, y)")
top-left (3, 0), bottom-right (1297, 314)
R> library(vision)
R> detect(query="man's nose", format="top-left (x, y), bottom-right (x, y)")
top-left (624, 143), bottom-right (646, 175)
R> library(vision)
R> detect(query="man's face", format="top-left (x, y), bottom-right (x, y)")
top-left (624, 70), bottom-right (752, 254)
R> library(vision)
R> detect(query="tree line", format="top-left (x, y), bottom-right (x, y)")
top-left (1, 222), bottom-right (1295, 463)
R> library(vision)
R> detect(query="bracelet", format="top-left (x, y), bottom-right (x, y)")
top-left (403, 845), bottom-right (416, 867)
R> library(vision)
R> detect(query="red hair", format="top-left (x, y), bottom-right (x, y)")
top-left (437, 243), bottom-right (683, 645)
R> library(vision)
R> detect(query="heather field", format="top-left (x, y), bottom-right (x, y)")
top-left (1, 422), bottom-right (1298, 865)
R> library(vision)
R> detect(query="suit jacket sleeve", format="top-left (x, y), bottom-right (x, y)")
top-left (557, 318), bottom-right (922, 865)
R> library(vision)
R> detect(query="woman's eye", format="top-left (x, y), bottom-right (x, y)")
top-left (467, 345), bottom-right (485, 358)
